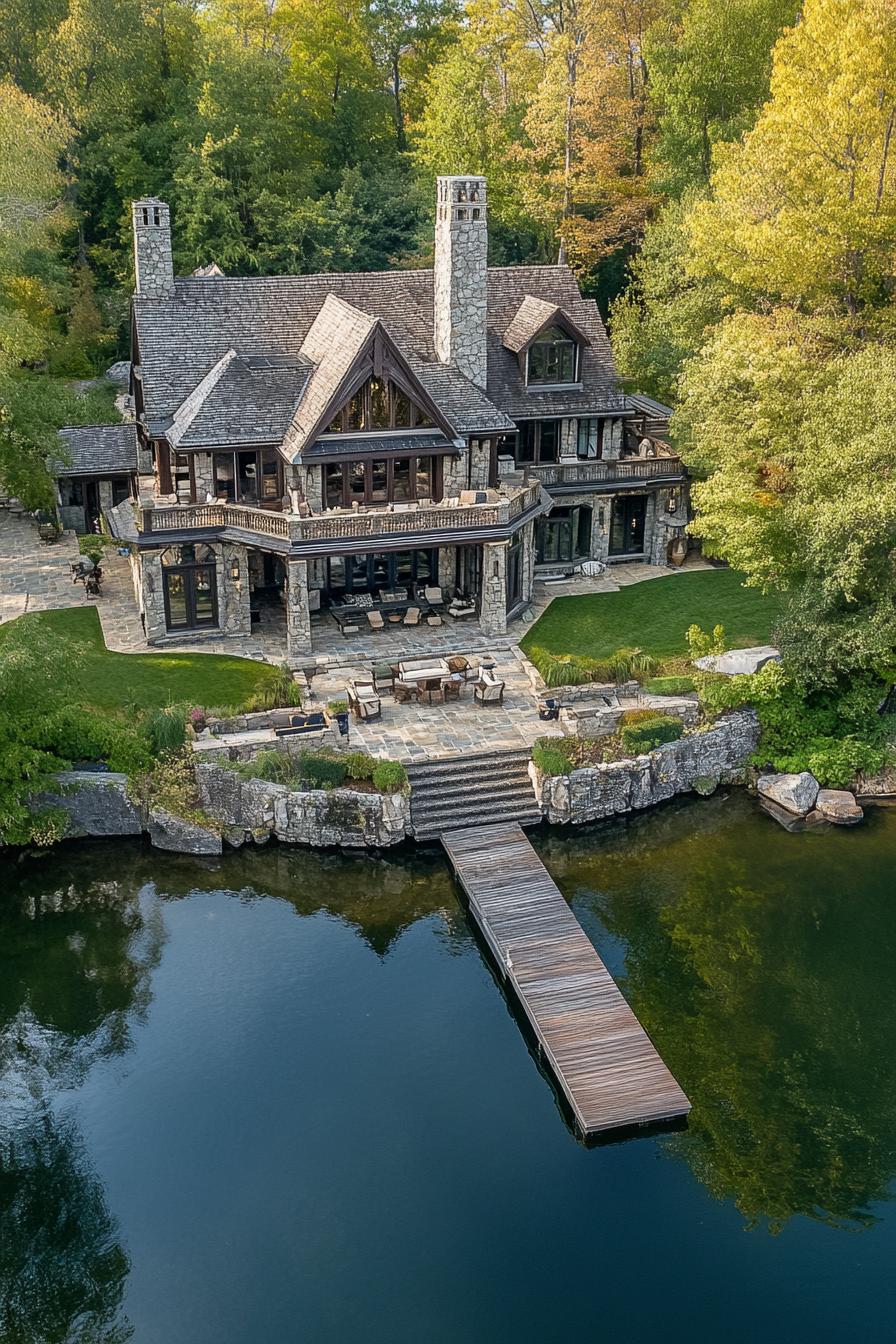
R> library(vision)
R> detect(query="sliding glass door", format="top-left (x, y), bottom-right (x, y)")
top-left (609, 496), bottom-right (647, 556)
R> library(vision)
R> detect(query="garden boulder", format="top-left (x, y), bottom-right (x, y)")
top-left (147, 806), bottom-right (222, 855)
top-left (815, 789), bottom-right (864, 825)
top-left (756, 771), bottom-right (819, 816)
top-left (695, 645), bottom-right (781, 676)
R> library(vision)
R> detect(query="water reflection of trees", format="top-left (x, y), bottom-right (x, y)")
top-left (0, 849), bottom-right (167, 1344)
top-left (543, 797), bottom-right (896, 1230)
top-left (1, 1114), bottom-right (132, 1344)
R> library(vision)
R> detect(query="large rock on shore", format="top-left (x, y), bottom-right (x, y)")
top-left (757, 771), bottom-right (819, 816)
top-left (147, 806), bottom-right (222, 855)
top-left (815, 789), bottom-right (864, 825)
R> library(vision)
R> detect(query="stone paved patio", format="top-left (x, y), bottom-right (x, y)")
top-left (302, 648), bottom-right (565, 762)
top-left (0, 512), bottom-right (94, 621)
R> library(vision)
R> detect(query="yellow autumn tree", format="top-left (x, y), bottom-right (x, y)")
top-left (688, 0), bottom-right (896, 321)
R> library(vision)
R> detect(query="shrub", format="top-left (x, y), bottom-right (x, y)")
top-left (643, 675), bottom-right (697, 696)
top-left (327, 700), bottom-right (348, 715)
top-left (533, 736), bottom-right (577, 776)
top-left (33, 705), bottom-right (152, 776)
top-left (298, 751), bottom-right (348, 789)
top-left (528, 643), bottom-right (656, 687)
top-left (231, 749), bottom-right (298, 784)
top-left (620, 714), bottom-right (684, 754)
top-left (77, 534), bottom-right (107, 565)
top-left (342, 751), bottom-right (376, 780)
top-left (371, 759), bottom-right (408, 793)
top-left (145, 706), bottom-right (187, 755)
top-left (252, 662), bottom-right (298, 711)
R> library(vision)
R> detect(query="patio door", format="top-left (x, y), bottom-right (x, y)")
top-left (163, 561), bottom-right (218, 630)
top-left (506, 538), bottom-right (523, 610)
top-left (609, 496), bottom-right (647, 556)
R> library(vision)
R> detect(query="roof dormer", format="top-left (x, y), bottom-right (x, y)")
top-left (502, 296), bottom-right (590, 390)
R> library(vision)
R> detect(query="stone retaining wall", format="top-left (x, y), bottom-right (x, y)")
top-left (531, 710), bottom-right (760, 825)
top-left (194, 762), bottom-right (410, 848)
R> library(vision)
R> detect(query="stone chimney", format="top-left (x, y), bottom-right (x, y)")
top-left (433, 175), bottom-right (488, 390)
top-left (132, 198), bottom-right (175, 300)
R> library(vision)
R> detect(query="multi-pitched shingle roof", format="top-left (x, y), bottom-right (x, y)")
top-left (54, 423), bottom-right (138, 476)
top-left (171, 351), bottom-right (311, 448)
top-left (133, 264), bottom-right (623, 451)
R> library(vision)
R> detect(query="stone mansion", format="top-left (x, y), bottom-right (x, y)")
top-left (58, 176), bottom-right (689, 658)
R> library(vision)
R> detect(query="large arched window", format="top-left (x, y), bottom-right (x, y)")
top-left (527, 327), bottom-right (578, 385)
top-left (161, 544), bottom-right (218, 630)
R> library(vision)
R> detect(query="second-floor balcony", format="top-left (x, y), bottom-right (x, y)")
top-left (135, 481), bottom-right (545, 554)
top-left (530, 453), bottom-right (685, 491)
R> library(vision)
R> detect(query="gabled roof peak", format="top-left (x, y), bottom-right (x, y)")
top-left (502, 294), bottom-right (591, 355)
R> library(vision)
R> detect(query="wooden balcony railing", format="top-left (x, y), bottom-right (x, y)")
top-left (136, 481), bottom-right (542, 545)
top-left (531, 455), bottom-right (683, 487)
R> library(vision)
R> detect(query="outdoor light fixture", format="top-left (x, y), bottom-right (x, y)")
top-left (666, 489), bottom-right (678, 515)
top-left (230, 558), bottom-right (240, 580)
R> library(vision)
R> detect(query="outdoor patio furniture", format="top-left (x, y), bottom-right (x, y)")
top-left (394, 682), bottom-right (418, 705)
top-left (426, 614), bottom-right (443, 627)
top-left (538, 698), bottom-right (560, 721)
top-left (372, 663), bottom-right (395, 694)
top-left (347, 681), bottom-right (382, 721)
top-left (379, 589), bottom-right (408, 604)
top-left (442, 677), bottom-right (462, 702)
top-left (403, 606), bottom-right (421, 626)
top-left (273, 711), bottom-right (328, 737)
top-left (421, 586), bottom-right (445, 609)
top-left (447, 655), bottom-right (475, 681)
top-left (419, 678), bottom-right (444, 706)
top-left (447, 595), bottom-right (477, 619)
top-left (366, 610), bottom-right (385, 631)
top-left (398, 657), bottom-right (450, 681)
top-left (474, 671), bottom-right (505, 706)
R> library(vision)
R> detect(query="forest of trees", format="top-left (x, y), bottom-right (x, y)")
top-left (2, 0), bottom-right (896, 681)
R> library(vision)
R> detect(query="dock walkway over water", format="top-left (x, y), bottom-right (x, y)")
top-left (442, 822), bottom-right (690, 1137)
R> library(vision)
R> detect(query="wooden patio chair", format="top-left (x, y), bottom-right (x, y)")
top-left (403, 606), bottom-right (421, 626)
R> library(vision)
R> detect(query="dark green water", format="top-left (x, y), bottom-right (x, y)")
top-left (2, 795), bottom-right (895, 1343)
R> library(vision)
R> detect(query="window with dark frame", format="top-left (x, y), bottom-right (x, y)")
top-left (325, 377), bottom-right (435, 433)
top-left (526, 326), bottom-right (577, 385)
top-left (514, 421), bottom-right (561, 465)
top-left (213, 448), bottom-right (283, 505)
top-left (576, 418), bottom-right (603, 459)
top-left (323, 456), bottom-right (444, 508)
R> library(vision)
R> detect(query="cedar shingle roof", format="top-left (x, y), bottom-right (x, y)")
top-left (502, 294), bottom-right (591, 355)
top-left (54, 423), bottom-right (138, 476)
top-left (133, 264), bottom-right (623, 446)
top-left (173, 352), bottom-right (311, 448)
top-left (282, 296), bottom-right (378, 458)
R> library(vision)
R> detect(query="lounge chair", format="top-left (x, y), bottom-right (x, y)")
top-left (403, 606), bottom-right (421, 626)
top-left (366, 610), bottom-right (385, 631)
top-left (347, 681), bottom-right (382, 721)
top-left (426, 614), bottom-right (443, 627)
top-left (422, 586), bottom-right (445, 609)
top-left (474, 671), bottom-right (505, 706)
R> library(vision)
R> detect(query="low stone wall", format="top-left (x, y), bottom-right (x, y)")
top-left (32, 771), bottom-right (143, 838)
top-left (194, 762), bottom-right (410, 848)
top-left (531, 710), bottom-right (760, 825)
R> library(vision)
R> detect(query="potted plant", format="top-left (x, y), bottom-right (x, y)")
top-left (327, 700), bottom-right (350, 736)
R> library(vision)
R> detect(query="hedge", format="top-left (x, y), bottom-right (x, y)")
top-left (620, 715), bottom-right (684, 754)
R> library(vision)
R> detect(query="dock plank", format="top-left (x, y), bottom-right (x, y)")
top-left (442, 822), bottom-right (690, 1137)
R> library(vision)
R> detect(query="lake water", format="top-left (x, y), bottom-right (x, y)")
top-left (2, 794), bottom-right (895, 1343)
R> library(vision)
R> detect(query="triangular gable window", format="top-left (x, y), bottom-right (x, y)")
top-left (325, 376), bottom-right (434, 433)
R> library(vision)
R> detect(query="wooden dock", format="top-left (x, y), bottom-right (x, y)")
top-left (442, 822), bottom-right (690, 1137)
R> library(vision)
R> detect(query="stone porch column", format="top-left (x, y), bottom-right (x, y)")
top-left (220, 543), bottom-right (252, 636)
top-left (438, 545), bottom-right (457, 591)
top-left (286, 558), bottom-right (313, 660)
top-left (98, 479), bottom-right (114, 512)
top-left (590, 495), bottom-right (611, 562)
top-left (140, 550), bottom-right (167, 643)
top-left (480, 541), bottom-right (508, 637)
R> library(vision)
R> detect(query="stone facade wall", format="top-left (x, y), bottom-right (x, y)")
top-left (433, 176), bottom-right (488, 390)
top-left (140, 549), bottom-right (167, 641)
top-left (195, 763), bottom-right (410, 848)
top-left (468, 439), bottom-right (491, 489)
top-left (285, 558), bottom-right (313, 658)
top-left (218, 542), bottom-right (252, 636)
top-left (531, 710), bottom-right (760, 825)
top-left (443, 453), bottom-right (468, 496)
top-left (132, 199), bottom-right (175, 301)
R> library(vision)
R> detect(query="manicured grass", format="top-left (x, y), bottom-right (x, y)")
top-left (0, 607), bottom-right (279, 712)
top-left (521, 568), bottom-right (781, 663)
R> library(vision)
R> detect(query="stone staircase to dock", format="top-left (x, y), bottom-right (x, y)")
top-left (407, 748), bottom-right (542, 840)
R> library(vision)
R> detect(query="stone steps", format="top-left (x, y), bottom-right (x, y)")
top-left (407, 748), bottom-right (541, 839)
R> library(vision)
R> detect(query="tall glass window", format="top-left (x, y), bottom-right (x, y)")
top-left (576, 418), bottom-right (603, 459)
top-left (527, 327), bottom-right (577, 384)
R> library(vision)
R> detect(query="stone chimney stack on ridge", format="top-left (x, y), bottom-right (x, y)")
top-left (132, 198), bottom-right (175, 301)
top-left (433, 175), bottom-right (488, 390)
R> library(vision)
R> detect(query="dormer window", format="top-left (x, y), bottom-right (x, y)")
top-left (527, 327), bottom-right (577, 385)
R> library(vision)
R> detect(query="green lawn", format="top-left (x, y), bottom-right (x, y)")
top-left (0, 607), bottom-right (279, 712)
top-left (521, 568), bottom-right (781, 663)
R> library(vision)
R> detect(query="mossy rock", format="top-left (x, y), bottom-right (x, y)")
top-left (692, 775), bottom-right (719, 797)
